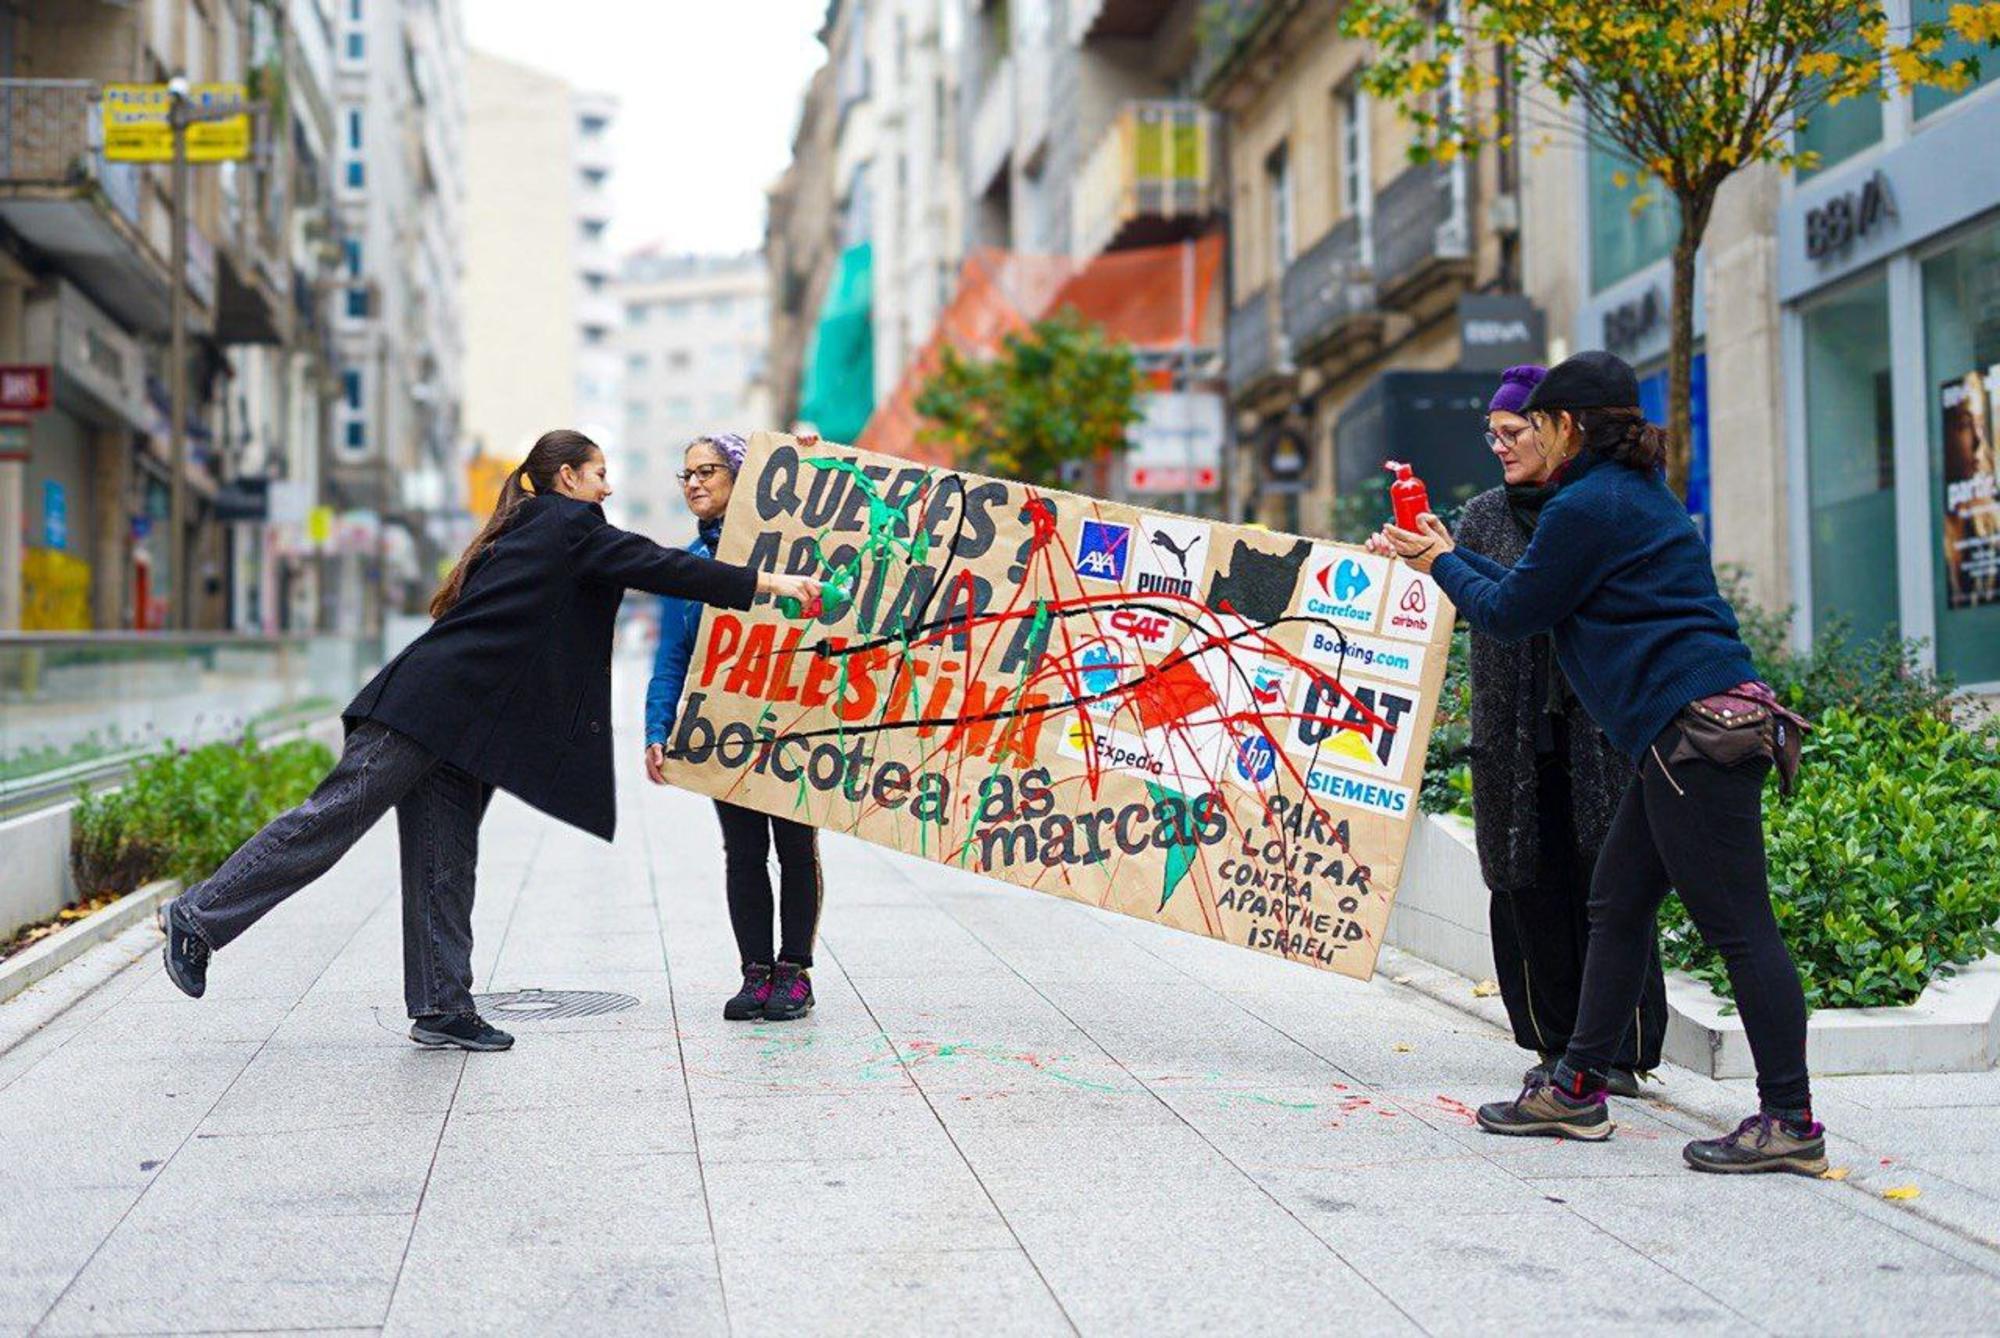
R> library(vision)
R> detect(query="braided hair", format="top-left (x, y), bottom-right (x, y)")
top-left (1574, 406), bottom-right (1669, 473)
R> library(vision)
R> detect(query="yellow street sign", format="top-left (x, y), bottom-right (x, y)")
top-left (307, 505), bottom-right (334, 547)
top-left (102, 83), bottom-right (251, 163)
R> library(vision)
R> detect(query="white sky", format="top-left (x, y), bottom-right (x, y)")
top-left (463, 0), bottom-right (828, 258)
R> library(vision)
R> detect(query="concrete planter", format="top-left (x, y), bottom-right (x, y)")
top-left (0, 879), bottom-right (179, 1006)
top-left (1387, 812), bottom-right (2000, 1077)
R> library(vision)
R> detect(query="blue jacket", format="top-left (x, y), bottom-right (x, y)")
top-left (644, 527), bottom-right (715, 747)
top-left (1430, 451), bottom-right (1755, 762)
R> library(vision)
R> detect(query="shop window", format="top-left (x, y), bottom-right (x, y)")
top-left (1914, 0), bottom-right (2000, 121)
top-left (1638, 354), bottom-right (1712, 541)
top-left (1921, 219), bottom-right (2000, 684)
top-left (1794, 74), bottom-right (1881, 180)
top-left (1802, 274), bottom-right (1898, 647)
top-left (1587, 137), bottom-right (1674, 292)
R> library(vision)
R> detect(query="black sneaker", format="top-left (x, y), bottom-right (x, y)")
top-left (1476, 1076), bottom-right (1614, 1140)
top-left (1683, 1113), bottom-right (1828, 1176)
top-left (161, 897), bottom-right (212, 999)
top-left (1606, 1067), bottom-right (1646, 1099)
top-left (762, 962), bottom-right (814, 1022)
top-left (724, 963), bottom-right (773, 1021)
top-left (409, 1013), bottom-right (514, 1051)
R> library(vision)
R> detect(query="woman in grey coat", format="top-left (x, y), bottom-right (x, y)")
top-left (1456, 365), bottom-right (1667, 1095)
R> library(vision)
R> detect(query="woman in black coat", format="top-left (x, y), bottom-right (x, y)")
top-left (159, 429), bottom-right (819, 1051)
top-left (1457, 366), bottom-right (1666, 1096)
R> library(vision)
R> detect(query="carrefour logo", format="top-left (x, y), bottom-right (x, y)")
top-left (1297, 548), bottom-right (1388, 631)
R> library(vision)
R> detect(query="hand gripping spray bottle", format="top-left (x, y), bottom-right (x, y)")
top-left (1384, 460), bottom-right (1432, 531)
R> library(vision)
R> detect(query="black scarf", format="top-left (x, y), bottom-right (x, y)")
top-left (697, 516), bottom-right (724, 554)
top-left (1505, 481), bottom-right (1573, 753)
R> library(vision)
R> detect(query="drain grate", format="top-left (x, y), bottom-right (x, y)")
top-left (473, 989), bottom-right (640, 1021)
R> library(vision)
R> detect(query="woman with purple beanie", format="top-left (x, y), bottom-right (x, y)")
top-left (1453, 365), bottom-right (1666, 1096)
top-left (643, 433), bottom-right (824, 1023)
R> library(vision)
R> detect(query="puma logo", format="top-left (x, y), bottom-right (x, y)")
top-left (1150, 529), bottom-right (1200, 577)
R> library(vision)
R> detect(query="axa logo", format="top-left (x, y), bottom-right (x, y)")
top-left (1109, 609), bottom-right (1172, 645)
top-left (1076, 519), bottom-right (1132, 584)
top-left (1317, 558), bottom-right (1371, 603)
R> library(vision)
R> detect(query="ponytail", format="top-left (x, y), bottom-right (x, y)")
top-left (430, 428), bottom-right (601, 618)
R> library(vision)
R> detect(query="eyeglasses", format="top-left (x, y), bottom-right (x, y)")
top-left (676, 463), bottom-right (728, 486)
top-left (1484, 425), bottom-right (1533, 450)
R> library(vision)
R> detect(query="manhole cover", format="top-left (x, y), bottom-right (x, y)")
top-left (473, 989), bottom-right (640, 1021)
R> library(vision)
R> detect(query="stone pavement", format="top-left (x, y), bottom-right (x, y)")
top-left (4, 690), bottom-right (2000, 1334)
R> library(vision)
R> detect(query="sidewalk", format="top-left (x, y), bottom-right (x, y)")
top-left (3, 688), bottom-right (1999, 1335)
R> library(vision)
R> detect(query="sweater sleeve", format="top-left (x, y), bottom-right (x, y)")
top-left (1432, 498), bottom-right (1610, 645)
top-left (644, 593), bottom-right (698, 746)
top-left (571, 509), bottom-right (759, 608)
top-left (1445, 545), bottom-right (1511, 583)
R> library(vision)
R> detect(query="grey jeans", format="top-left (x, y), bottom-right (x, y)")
top-left (180, 720), bottom-right (494, 1019)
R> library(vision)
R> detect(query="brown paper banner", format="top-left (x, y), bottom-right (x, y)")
top-left (662, 432), bottom-right (1456, 980)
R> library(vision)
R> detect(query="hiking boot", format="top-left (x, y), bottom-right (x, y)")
top-left (1522, 1053), bottom-right (1557, 1086)
top-left (409, 1013), bottom-right (514, 1052)
top-left (762, 961), bottom-right (814, 1022)
top-left (161, 897), bottom-right (212, 1000)
top-left (1683, 1113), bottom-right (1827, 1176)
top-left (1477, 1077), bottom-right (1613, 1140)
top-left (724, 963), bottom-right (774, 1021)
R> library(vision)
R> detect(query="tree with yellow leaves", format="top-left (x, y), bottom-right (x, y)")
top-left (1341, 0), bottom-right (2000, 496)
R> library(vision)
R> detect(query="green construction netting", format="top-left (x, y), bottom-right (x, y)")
top-left (798, 241), bottom-right (875, 443)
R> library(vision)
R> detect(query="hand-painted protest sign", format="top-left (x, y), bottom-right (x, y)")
top-left (661, 433), bottom-right (1457, 981)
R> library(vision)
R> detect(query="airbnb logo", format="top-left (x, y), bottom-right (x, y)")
top-left (1400, 580), bottom-right (1427, 614)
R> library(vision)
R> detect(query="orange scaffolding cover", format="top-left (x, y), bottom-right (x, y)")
top-left (857, 234), bottom-right (1224, 467)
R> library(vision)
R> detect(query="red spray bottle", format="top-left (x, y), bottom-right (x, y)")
top-left (1384, 460), bottom-right (1432, 532)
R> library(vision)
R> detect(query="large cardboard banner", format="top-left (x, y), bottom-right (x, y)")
top-left (662, 433), bottom-right (1456, 980)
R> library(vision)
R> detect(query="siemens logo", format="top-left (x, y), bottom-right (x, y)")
top-left (1305, 768), bottom-right (1412, 816)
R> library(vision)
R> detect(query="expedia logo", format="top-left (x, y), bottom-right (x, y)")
top-left (1109, 609), bottom-right (1173, 646)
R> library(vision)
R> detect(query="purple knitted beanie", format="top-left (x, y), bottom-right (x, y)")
top-left (1488, 364), bottom-right (1548, 416)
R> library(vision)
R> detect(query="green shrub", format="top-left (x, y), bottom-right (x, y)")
top-left (1660, 708), bottom-right (2000, 1010)
top-left (70, 733), bottom-right (334, 898)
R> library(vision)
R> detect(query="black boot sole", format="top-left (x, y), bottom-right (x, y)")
top-left (408, 1024), bottom-right (514, 1052)
top-left (761, 1000), bottom-right (814, 1022)
top-left (723, 1000), bottom-right (766, 1021)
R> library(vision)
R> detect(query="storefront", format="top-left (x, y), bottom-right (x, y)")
top-left (1780, 76), bottom-right (2000, 692)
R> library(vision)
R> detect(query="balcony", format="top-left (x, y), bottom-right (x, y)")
top-left (1194, 0), bottom-right (1290, 98)
top-left (1225, 285), bottom-right (1289, 402)
top-left (968, 56), bottom-right (1014, 196)
top-left (1071, 100), bottom-right (1219, 259)
top-left (1372, 162), bottom-right (1472, 314)
top-left (1280, 215), bottom-right (1382, 366)
top-left (0, 79), bottom-right (176, 334)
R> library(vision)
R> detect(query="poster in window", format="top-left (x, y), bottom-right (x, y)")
top-left (1940, 369), bottom-right (2000, 609)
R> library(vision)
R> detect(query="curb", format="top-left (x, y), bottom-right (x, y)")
top-left (0, 879), bottom-right (179, 1007)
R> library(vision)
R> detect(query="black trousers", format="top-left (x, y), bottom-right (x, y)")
top-left (1490, 752), bottom-right (1667, 1070)
top-left (182, 722), bottom-right (494, 1019)
top-left (713, 800), bottom-right (823, 969)
top-left (1566, 725), bottom-right (1812, 1114)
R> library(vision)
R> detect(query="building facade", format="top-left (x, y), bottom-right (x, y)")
top-left (462, 52), bottom-right (619, 505)
top-left (330, 0), bottom-right (465, 630)
top-left (615, 251), bottom-right (770, 539)
top-left (0, 0), bottom-right (356, 632)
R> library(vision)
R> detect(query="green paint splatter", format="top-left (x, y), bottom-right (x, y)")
top-left (1148, 781), bottom-right (1203, 913)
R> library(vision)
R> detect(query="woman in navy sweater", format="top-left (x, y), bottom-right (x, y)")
top-left (1376, 351), bottom-right (1824, 1176)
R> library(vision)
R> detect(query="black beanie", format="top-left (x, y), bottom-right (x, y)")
top-left (1519, 350), bottom-right (1640, 414)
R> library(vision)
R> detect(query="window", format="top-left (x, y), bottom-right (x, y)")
top-left (1337, 88), bottom-right (1366, 216)
top-left (1587, 137), bottom-right (1673, 292)
top-left (580, 113), bottom-right (608, 138)
top-left (1914, 0), bottom-right (2000, 120)
top-left (1802, 275), bottom-right (1898, 647)
top-left (343, 238), bottom-right (361, 276)
top-left (1793, 24), bottom-right (1881, 179)
top-left (626, 352), bottom-right (648, 372)
top-left (581, 219), bottom-right (607, 242)
top-left (346, 287), bottom-right (368, 318)
top-left (346, 159), bottom-right (365, 188)
top-left (345, 420), bottom-right (365, 449)
top-left (1921, 219), bottom-right (2000, 684)
top-left (346, 32), bottom-right (364, 60)
top-left (347, 109), bottom-right (362, 150)
top-left (1265, 142), bottom-right (1293, 270)
top-left (342, 369), bottom-right (363, 410)
top-left (626, 303), bottom-right (648, 324)
top-left (582, 326), bottom-right (607, 346)
top-left (349, 0), bottom-right (362, 19)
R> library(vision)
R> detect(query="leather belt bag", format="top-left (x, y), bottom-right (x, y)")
top-left (1669, 684), bottom-right (1809, 798)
